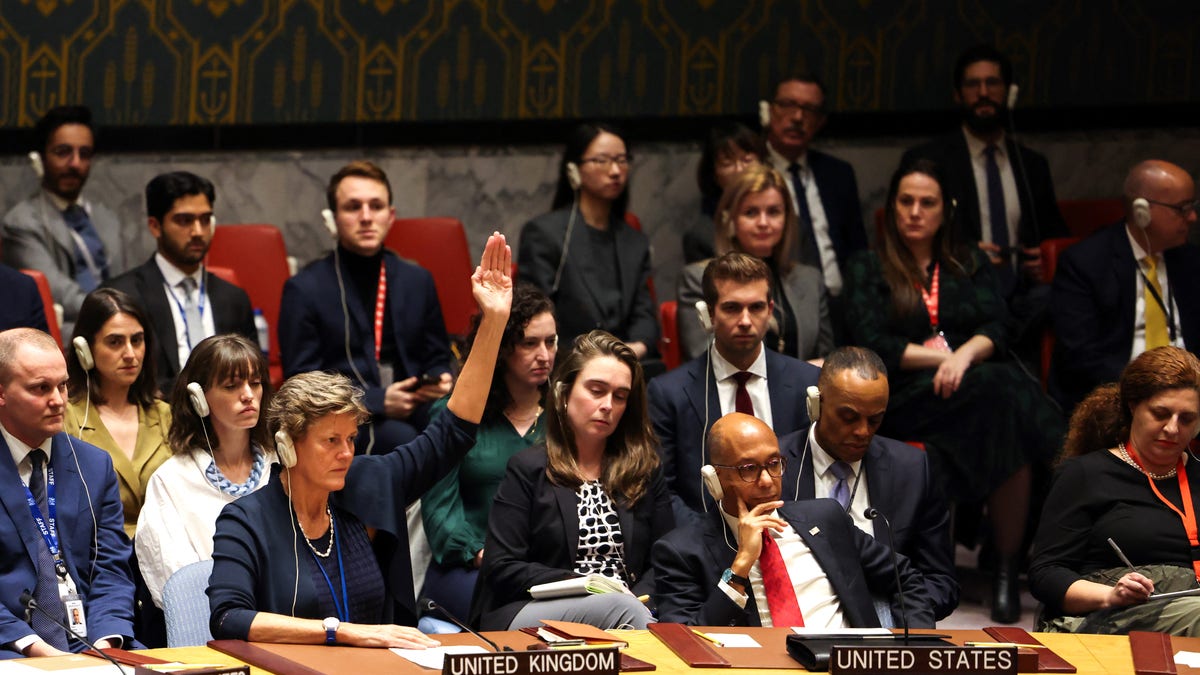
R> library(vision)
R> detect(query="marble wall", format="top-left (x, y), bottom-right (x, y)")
top-left (1, 127), bottom-right (1197, 304)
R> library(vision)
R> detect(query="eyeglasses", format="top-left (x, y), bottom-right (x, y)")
top-left (169, 212), bottom-right (215, 228)
top-left (711, 457), bottom-right (786, 483)
top-left (1145, 197), bottom-right (1199, 217)
top-left (715, 154), bottom-right (760, 174)
top-left (579, 154), bottom-right (632, 169)
top-left (47, 144), bottom-right (94, 161)
top-left (771, 99), bottom-right (824, 116)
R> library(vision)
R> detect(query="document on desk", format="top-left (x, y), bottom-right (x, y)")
top-left (0, 663), bottom-right (133, 674)
top-left (791, 627), bottom-right (893, 637)
top-left (391, 645), bottom-right (488, 670)
top-left (704, 633), bottom-right (761, 648)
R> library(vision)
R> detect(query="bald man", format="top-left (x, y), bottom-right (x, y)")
top-left (650, 413), bottom-right (933, 628)
top-left (0, 329), bottom-right (134, 657)
top-left (1051, 160), bottom-right (1200, 411)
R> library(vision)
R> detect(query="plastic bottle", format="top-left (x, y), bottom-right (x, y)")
top-left (253, 308), bottom-right (269, 356)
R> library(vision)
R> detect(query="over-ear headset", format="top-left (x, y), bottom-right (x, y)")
top-left (700, 464), bottom-right (723, 502)
top-left (758, 100), bottom-right (771, 128)
top-left (695, 300), bottom-right (713, 334)
top-left (320, 208), bottom-right (337, 237)
top-left (27, 151), bottom-right (43, 179)
top-left (274, 430), bottom-right (298, 468)
top-left (805, 385), bottom-right (821, 423)
top-left (73, 336), bottom-right (94, 371)
top-left (186, 381), bottom-right (211, 418)
top-left (565, 162), bottom-right (582, 191)
top-left (1132, 198), bottom-right (1152, 230)
top-left (1006, 83), bottom-right (1019, 110)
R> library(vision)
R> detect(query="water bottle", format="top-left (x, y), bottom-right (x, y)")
top-left (253, 308), bottom-right (269, 356)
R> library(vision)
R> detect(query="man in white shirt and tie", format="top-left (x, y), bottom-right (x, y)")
top-left (106, 172), bottom-right (257, 392)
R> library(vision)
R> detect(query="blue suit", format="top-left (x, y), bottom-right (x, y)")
top-left (278, 249), bottom-right (452, 450)
top-left (0, 265), bottom-right (48, 334)
top-left (647, 349), bottom-right (819, 522)
top-left (0, 433), bottom-right (134, 656)
top-left (779, 429), bottom-right (958, 620)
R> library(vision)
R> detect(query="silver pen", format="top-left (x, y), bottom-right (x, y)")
top-left (1107, 537), bottom-right (1138, 575)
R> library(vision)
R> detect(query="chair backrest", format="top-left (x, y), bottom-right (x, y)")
top-left (19, 269), bottom-right (61, 346)
top-left (658, 301), bottom-right (680, 371)
top-left (162, 559), bottom-right (214, 647)
top-left (385, 217), bottom-right (475, 336)
top-left (206, 265), bottom-right (240, 288)
top-left (1039, 236), bottom-right (1081, 389)
top-left (1058, 199), bottom-right (1124, 239)
top-left (205, 224), bottom-right (290, 386)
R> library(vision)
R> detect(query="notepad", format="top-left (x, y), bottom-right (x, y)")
top-left (529, 574), bottom-right (629, 599)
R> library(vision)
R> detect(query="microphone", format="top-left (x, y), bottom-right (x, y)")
top-left (19, 591), bottom-right (125, 674)
top-left (863, 508), bottom-right (910, 645)
top-left (419, 597), bottom-right (503, 652)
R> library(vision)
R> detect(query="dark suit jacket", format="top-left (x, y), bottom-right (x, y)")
top-left (0, 265), bottom-right (49, 333)
top-left (647, 349), bottom-right (819, 523)
top-left (805, 149), bottom-right (869, 270)
top-left (901, 132), bottom-right (1067, 250)
top-left (278, 250), bottom-right (452, 417)
top-left (105, 257), bottom-right (256, 392)
top-left (470, 445), bottom-right (675, 630)
top-left (0, 433), bottom-right (134, 653)
top-left (517, 208), bottom-right (658, 350)
top-left (1050, 221), bottom-right (1200, 411)
top-left (651, 499), bottom-right (934, 628)
top-left (779, 430), bottom-right (958, 620)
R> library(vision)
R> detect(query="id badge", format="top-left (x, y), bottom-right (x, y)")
top-left (378, 363), bottom-right (394, 388)
top-left (923, 331), bottom-right (952, 353)
top-left (59, 577), bottom-right (87, 638)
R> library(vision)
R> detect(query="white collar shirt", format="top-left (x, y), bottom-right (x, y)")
top-left (766, 142), bottom-right (842, 295)
top-left (1125, 226), bottom-right (1184, 358)
top-left (711, 344), bottom-right (773, 430)
top-left (808, 424), bottom-right (871, 535)
top-left (155, 253), bottom-right (216, 366)
top-left (963, 127), bottom-right (1022, 259)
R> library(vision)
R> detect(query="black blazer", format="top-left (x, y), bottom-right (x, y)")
top-left (517, 209), bottom-right (658, 350)
top-left (105, 257), bottom-right (256, 392)
top-left (471, 445), bottom-right (675, 630)
top-left (651, 499), bottom-right (935, 628)
top-left (647, 349), bottom-right (819, 523)
top-left (779, 430), bottom-right (959, 620)
top-left (0, 264), bottom-right (49, 333)
top-left (901, 132), bottom-right (1068, 249)
top-left (1050, 221), bottom-right (1200, 412)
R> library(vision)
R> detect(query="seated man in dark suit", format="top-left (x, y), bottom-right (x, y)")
top-left (901, 45), bottom-right (1068, 363)
top-left (0, 266), bottom-right (49, 334)
top-left (106, 172), bottom-right (256, 393)
top-left (779, 346), bottom-right (958, 621)
top-left (279, 160), bottom-right (453, 453)
top-left (651, 412), bottom-right (933, 628)
top-left (648, 253), bottom-right (819, 523)
top-left (1051, 159), bottom-right (1199, 412)
top-left (0, 328), bottom-right (134, 657)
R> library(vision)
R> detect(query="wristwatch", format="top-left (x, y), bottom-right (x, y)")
top-left (323, 616), bottom-right (340, 645)
top-left (721, 568), bottom-right (750, 589)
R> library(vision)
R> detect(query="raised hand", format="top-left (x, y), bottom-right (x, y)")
top-left (472, 232), bottom-right (513, 318)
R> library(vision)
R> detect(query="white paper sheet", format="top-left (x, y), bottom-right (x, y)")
top-left (391, 645), bottom-right (488, 669)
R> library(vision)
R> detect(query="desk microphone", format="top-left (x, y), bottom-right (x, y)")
top-left (419, 597), bottom-right (503, 652)
top-left (18, 590), bottom-right (126, 674)
top-left (863, 508), bottom-right (910, 645)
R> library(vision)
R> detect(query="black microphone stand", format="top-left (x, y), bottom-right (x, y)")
top-left (20, 590), bottom-right (126, 674)
top-left (419, 597), bottom-right (504, 652)
top-left (863, 508), bottom-right (910, 645)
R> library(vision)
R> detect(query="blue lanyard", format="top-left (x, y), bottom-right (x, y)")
top-left (307, 513), bottom-right (349, 623)
top-left (162, 273), bottom-right (207, 350)
top-left (22, 465), bottom-right (67, 579)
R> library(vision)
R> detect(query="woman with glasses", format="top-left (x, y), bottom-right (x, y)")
top-left (471, 331), bottom-right (673, 631)
top-left (517, 123), bottom-right (659, 372)
top-left (681, 122), bottom-right (767, 264)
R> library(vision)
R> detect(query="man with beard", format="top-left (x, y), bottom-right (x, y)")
top-left (901, 46), bottom-right (1067, 363)
top-left (2, 106), bottom-right (127, 341)
top-left (106, 172), bottom-right (256, 392)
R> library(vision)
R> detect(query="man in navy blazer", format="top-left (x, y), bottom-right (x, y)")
top-left (279, 161), bottom-right (453, 453)
top-left (0, 265), bottom-right (49, 334)
top-left (648, 253), bottom-right (819, 523)
top-left (105, 172), bottom-right (256, 393)
top-left (1051, 160), bottom-right (1200, 412)
top-left (651, 413), bottom-right (933, 628)
top-left (0, 329), bottom-right (134, 657)
top-left (779, 347), bottom-right (957, 621)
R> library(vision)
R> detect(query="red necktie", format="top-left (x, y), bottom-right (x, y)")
top-left (732, 371), bottom-right (754, 416)
top-left (760, 532), bottom-right (804, 627)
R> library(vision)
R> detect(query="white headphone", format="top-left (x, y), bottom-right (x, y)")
top-left (187, 381), bottom-right (211, 418)
top-left (695, 300), bottom-right (712, 334)
top-left (73, 336), bottom-right (95, 371)
top-left (320, 208), bottom-right (337, 237)
top-left (1132, 198), bottom-right (1152, 230)
top-left (274, 430), bottom-right (298, 468)
top-left (565, 162), bottom-right (582, 191)
top-left (805, 385), bottom-right (821, 423)
top-left (27, 151), bottom-right (44, 179)
top-left (758, 100), bottom-right (771, 128)
top-left (700, 464), bottom-right (723, 502)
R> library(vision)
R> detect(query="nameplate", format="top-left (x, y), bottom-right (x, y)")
top-left (831, 645), bottom-right (1017, 674)
top-left (444, 648), bottom-right (620, 675)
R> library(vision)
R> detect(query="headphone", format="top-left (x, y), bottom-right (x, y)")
top-left (1132, 198), bottom-right (1152, 230)
top-left (325, 207), bottom-right (376, 453)
top-left (321, 208), bottom-right (337, 237)
top-left (186, 381), bottom-right (211, 418)
top-left (805, 385), bottom-right (821, 423)
top-left (72, 336), bottom-right (94, 371)
top-left (695, 300), bottom-right (713, 334)
top-left (758, 100), bottom-right (771, 128)
top-left (274, 430), bottom-right (298, 468)
top-left (565, 162), bottom-right (582, 191)
top-left (27, 151), bottom-right (44, 179)
top-left (700, 464), bottom-right (723, 502)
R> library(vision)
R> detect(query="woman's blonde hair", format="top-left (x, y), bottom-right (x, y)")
top-left (713, 164), bottom-right (798, 275)
top-left (267, 371), bottom-right (369, 442)
top-left (544, 331), bottom-right (659, 506)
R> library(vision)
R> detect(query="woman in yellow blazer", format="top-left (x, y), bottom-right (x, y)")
top-left (65, 288), bottom-right (172, 538)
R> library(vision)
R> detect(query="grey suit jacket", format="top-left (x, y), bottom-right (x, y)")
top-left (676, 259), bottom-right (832, 362)
top-left (1, 190), bottom-right (126, 332)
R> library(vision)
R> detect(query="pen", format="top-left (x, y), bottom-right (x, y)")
top-left (691, 629), bottom-right (724, 647)
top-left (965, 642), bottom-right (1045, 649)
top-left (1107, 537), bottom-right (1138, 575)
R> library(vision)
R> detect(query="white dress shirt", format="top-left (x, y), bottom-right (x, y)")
top-left (767, 143), bottom-right (843, 296)
top-left (1126, 227), bottom-right (1184, 359)
top-left (964, 127), bottom-right (1022, 256)
top-left (711, 344), bottom-right (774, 430)
top-left (808, 425), bottom-right (872, 535)
top-left (155, 253), bottom-right (216, 367)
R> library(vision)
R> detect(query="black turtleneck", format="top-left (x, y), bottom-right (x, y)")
top-left (338, 245), bottom-right (399, 369)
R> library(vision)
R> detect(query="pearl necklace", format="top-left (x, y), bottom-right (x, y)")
top-left (1118, 442), bottom-right (1177, 480)
top-left (297, 504), bottom-right (336, 558)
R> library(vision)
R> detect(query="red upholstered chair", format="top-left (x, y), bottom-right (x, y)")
top-left (385, 217), bottom-right (475, 337)
top-left (20, 269), bottom-right (61, 347)
top-left (206, 265), bottom-right (241, 288)
top-left (1038, 236), bottom-right (1081, 389)
top-left (205, 224), bottom-right (290, 387)
top-left (658, 301), bottom-right (680, 371)
top-left (1058, 199), bottom-right (1124, 238)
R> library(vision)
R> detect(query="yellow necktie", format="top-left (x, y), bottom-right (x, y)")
top-left (1143, 255), bottom-right (1169, 349)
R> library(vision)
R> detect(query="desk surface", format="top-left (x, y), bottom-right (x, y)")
top-left (23, 629), bottom-right (1200, 675)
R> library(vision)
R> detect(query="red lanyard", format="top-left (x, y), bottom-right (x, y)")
top-left (374, 262), bottom-right (387, 362)
top-left (917, 263), bottom-right (940, 329)
top-left (1126, 440), bottom-right (1200, 581)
